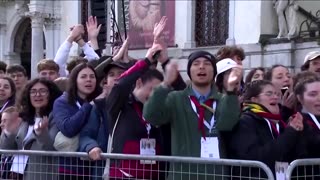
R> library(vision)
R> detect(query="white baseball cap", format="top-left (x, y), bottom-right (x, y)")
top-left (215, 58), bottom-right (238, 81)
top-left (304, 51), bottom-right (320, 64)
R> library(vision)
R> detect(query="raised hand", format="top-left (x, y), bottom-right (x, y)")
top-left (69, 24), bottom-right (85, 42)
top-left (145, 43), bottom-right (163, 64)
top-left (86, 16), bottom-right (102, 40)
top-left (156, 38), bottom-right (169, 64)
top-left (163, 62), bottom-right (179, 86)
top-left (282, 90), bottom-right (296, 109)
top-left (226, 66), bottom-right (243, 92)
top-left (153, 16), bottom-right (167, 42)
top-left (288, 112), bottom-right (304, 131)
top-left (34, 116), bottom-right (49, 135)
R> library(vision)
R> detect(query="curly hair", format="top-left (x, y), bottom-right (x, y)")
top-left (67, 63), bottom-right (100, 105)
top-left (216, 46), bottom-right (245, 61)
top-left (17, 78), bottom-right (62, 125)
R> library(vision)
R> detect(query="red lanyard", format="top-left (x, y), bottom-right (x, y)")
top-left (189, 96), bottom-right (215, 139)
top-left (132, 102), bottom-right (151, 136)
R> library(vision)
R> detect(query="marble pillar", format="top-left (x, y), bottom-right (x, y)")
top-left (45, 19), bottom-right (61, 59)
top-left (0, 25), bottom-right (6, 60)
top-left (226, 0), bottom-right (236, 45)
top-left (30, 12), bottom-right (45, 78)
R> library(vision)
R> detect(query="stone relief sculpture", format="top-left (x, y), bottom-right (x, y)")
top-left (274, 0), bottom-right (299, 39)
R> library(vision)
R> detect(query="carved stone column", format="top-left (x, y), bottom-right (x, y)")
top-left (29, 12), bottom-right (45, 78)
top-left (44, 18), bottom-right (61, 59)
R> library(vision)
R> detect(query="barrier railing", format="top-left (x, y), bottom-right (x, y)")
top-left (0, 149), bottom-right (274, 180)
top-left (286, 158), bottom-right (320, 180)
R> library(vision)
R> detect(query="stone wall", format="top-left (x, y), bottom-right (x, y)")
top-left (128, 41), bottom-right (320, 81)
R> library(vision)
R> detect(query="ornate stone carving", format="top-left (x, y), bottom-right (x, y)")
top-left (274, 0), bottom-right (299, 39)
top-left (26, 11), bottom-right (46, 28)
top-left (15, 0), bottom-right (29, 17)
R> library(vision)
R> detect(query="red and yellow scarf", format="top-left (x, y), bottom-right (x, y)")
top-left (243, 103), bottom-right (287, 137)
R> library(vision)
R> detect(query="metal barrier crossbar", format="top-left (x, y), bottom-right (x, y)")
top-left (0, 150), bottom-right (274, 180)
top-left (286, 159), bottom-right (320, 180)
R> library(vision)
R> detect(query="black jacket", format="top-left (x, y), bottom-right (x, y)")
top-left (228, 110), bottom-right (306, 179)
top-left (301, 112), bottom-right (320, 158)
top-left (106, 59), bottom-right (163, 179)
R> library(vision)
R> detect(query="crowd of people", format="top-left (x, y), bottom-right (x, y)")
top-left (0, 15), bottom-right (319, 180)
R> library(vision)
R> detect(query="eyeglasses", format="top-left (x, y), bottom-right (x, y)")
top-left (30, 88), bottom-right (49, 97)
top-left (259, 91), bottom-right (281, 97)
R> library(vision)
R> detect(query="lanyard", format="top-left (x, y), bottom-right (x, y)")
top-left (264, 118), bottom-right (280, 139)
top-left (133, 102), bottom-right (151, 137)
top-left (0, 101), bottom-right (9, 113)
top-left (76, 101), bottom-right (81, 109)
top-left (308, 113), bottom-right (320, 130)
top-left (189, 96), bottom-right (216, 133)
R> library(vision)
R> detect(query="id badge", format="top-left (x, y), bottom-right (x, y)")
top-left (10, 155), bottom-right (29, 174)
top-left (275, 161), bottom-right (288, 180)
top-left (140, 138), bottom-right (156, 164)
top-left (201, 137), bottom-right (220, 158)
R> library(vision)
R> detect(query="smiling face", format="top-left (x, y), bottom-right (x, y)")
top-left (298, 81), bottom-right (320, 116)
top-left (190, 57), bottom-right (214, 87)
top-left (76, 67), bottom-right (97, 99)
top-left (29, 82), bottom-right (49, 110)
top-left (251, 84), bottom-right (280, 114)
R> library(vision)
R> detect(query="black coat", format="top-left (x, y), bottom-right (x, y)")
top-left (228, 110), bottom-right (306, 179)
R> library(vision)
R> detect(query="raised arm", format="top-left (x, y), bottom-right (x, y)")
top-left (143, 62), bottom-right (179, 126)
top-left (106, 44), bottom-right (161, 128)
top-left (54, 25), bottom-right (84, 77)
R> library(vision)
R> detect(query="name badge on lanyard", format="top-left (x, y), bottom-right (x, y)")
top-left (189, 97), bottom-right (217, 133)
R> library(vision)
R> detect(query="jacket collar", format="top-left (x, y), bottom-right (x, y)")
top-left (184, 84), bottom-right (221, 100)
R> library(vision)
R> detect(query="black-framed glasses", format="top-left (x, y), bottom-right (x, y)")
top-left (30, 88), bottom-right (49, 97)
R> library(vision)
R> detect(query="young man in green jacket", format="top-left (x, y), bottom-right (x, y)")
top-left (143, 50), bottom-right (243, 179)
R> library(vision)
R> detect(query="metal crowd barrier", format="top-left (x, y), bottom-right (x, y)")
top-left (0, 149), bottom-right (274, 180)
top-left (286, 158), bottom-right (320, 180)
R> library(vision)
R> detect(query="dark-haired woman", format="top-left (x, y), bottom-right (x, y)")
top-left (228, 80), bottom-right (305, 179)
top-left (0, 78), bottom-right (62, 180)
top-left (244, 67), bottom-right (265, 84)
top-left (0, 77), bottom-right (16, 112)
top-left (0, 77), bottom-right (17, 179)
top-left (52, 63), bottom-right (100, 180)
top-left (265, 65), bottom-right (292, 90)
top-left (265, 64), bottom-right (296, 122)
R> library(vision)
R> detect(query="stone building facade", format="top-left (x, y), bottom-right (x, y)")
top-left (0, 0), bottom-right (319, 79)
